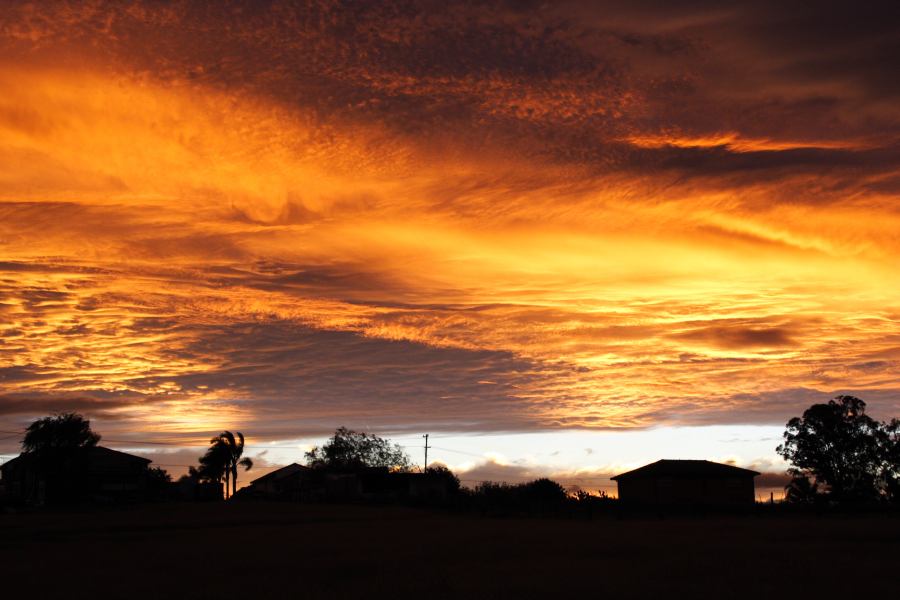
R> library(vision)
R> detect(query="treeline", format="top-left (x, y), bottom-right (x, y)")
top-left (453, 479), bottom-right (616, 517)
top-left (1, 394), bottom-right (897, 511)
top-left (233, 426), bottom-right (616, 515)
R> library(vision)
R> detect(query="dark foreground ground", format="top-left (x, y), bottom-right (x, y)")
top-left (1, 502), bottom-right (898, 599)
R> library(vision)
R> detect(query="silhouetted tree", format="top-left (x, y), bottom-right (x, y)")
top-left (21, 413), bottom-right (100, 504)
top-left (884, 419), bottom-right (900, 500)
top-left (425, 464), bottom-right (460, 494)
top-left (197, 439), bottom-right (230, 498)
top-left (306, 427), bottom-right (411, 471)
top-left (463, 478), bottom-right (572, 515)
top-left (147, 465), bottom-right (171, 485)
top-left (214, 431), bottom-right (253, 498)
top-left (175, 466), bottom-right (222, 502)
top-left (22, 412), bottom-right (101, 454)
top-left (180, 465), bottom-right (201, 483)
top-left (145, 466), bottom-right (172, 500)
top-left (783, 475), bottom-right (821, 504)
top-left (777, 396), bottom-right (899, 502)
top-left (519, 478), bottom-right (568, 507)
top-left (569, 489), bottom-right (615, 519)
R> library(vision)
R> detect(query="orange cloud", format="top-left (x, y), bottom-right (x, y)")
top-left (1, 1), bottom-right (899, 444)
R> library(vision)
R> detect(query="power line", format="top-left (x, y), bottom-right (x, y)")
top-left (102, 438), bottom-right (191, 446)
top-left (430, 445), bottom-right (485, 458)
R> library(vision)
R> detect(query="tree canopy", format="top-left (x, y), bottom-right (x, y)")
top-left (305, 427), bottom-right (411, 471)
top-left (197, 438), bottom-right (230, 485)
top-left (424, 464), bottom-right (460, 494)
top-left (20, 413), bottom-right (101, 504)
top-left (777, 395), bottom-right (899, 502)
top-left (22, 412), bottom-right (100, 455)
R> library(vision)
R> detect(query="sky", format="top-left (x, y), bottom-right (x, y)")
top-left (1, 0), bottom-right (899, 494)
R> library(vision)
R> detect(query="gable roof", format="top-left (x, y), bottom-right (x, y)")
top-left (611, 459), bottom-right (760, 481)
top-left (250, 463), bottom-right (310, 485)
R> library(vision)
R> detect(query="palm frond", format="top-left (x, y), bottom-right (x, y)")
top-left (221, 431), bottom-right (236, 447)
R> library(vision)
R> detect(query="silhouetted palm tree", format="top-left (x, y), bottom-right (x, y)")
top-left (198, 438), bottom-right (230, 497)
top-left (215, 431), bottom-right (253, 498)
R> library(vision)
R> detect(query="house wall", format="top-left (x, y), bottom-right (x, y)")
top-left (85, 456), bottom-right (150, 500)
top-left (617, 476), bottom-right (755, 505)
top-left (325, 473), bottom-right (362, 501)
top-left (0, 462), bottom-right (42, 504)
top-left (1, 451), bottom-right (152, 504)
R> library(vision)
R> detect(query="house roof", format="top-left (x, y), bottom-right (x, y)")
top-left (90, 446), bottom-right (152, 464)
top-left (0, 446), bottom-right (150, 470)
top-left (250, 463), bottom-right (310, 485)
top-left (0, 454), bottom-right (21, 471)
top-left (611, 459), bottom-right (760, 481)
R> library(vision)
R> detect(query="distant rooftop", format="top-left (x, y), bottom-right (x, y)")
top-left (611, 459), bottom-right (760, 481)
top-left (250, 462), bottom-right (310, 485)
top-left (0, 445), bottom-right (151, 470)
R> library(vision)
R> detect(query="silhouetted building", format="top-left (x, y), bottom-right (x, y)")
top-left (239, 464), bottom-right (453, 504)
top-left (244, 463), bottom-right (313, 501)
top-left (240, 464), bottom-right (364, 502)
top-left (611, 459), bottom-right (759, 505)
top-left (0, 446), bottom-right (153, 505)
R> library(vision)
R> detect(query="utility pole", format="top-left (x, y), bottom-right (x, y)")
top-left (422, 434), bottom-right (431, 474)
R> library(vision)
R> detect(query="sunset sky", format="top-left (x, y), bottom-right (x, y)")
top-left (1, 1), bottom-right (899, 494)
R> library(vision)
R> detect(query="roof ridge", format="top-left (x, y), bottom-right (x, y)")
top-left (611, 459), bottom-right (760, 480)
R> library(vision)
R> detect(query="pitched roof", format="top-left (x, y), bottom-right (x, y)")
top-left (0, 454), bottom-right (22, 471)
top-left (250, 463), bottom-right (310, 485)
top-left (611, 459), bottom-right (760, 481)
top-left (0, 446), bottom-right (150, 470)
top-left (90, 446), bottom-right (152, 464)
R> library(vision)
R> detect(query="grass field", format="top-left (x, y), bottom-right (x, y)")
top-left (1, 502), bottom-right (898, 599)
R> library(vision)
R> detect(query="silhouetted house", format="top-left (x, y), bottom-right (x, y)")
top-left (246, 466), bottom-right (394, 502)
top-left (241, 465), bottom-right (365, 502)
top-left (239, 465), bottom-right (452, 504)
top-left (243, 463), bottom-right (314, 501)
top-left (0, 446), bottom-right (153, 505)
top-left (611, 460), bottom-right (759, 505)
top-left (327, 472), bottom-right (364, 501)
top-left (238, 464), bottom-right (360, 502)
